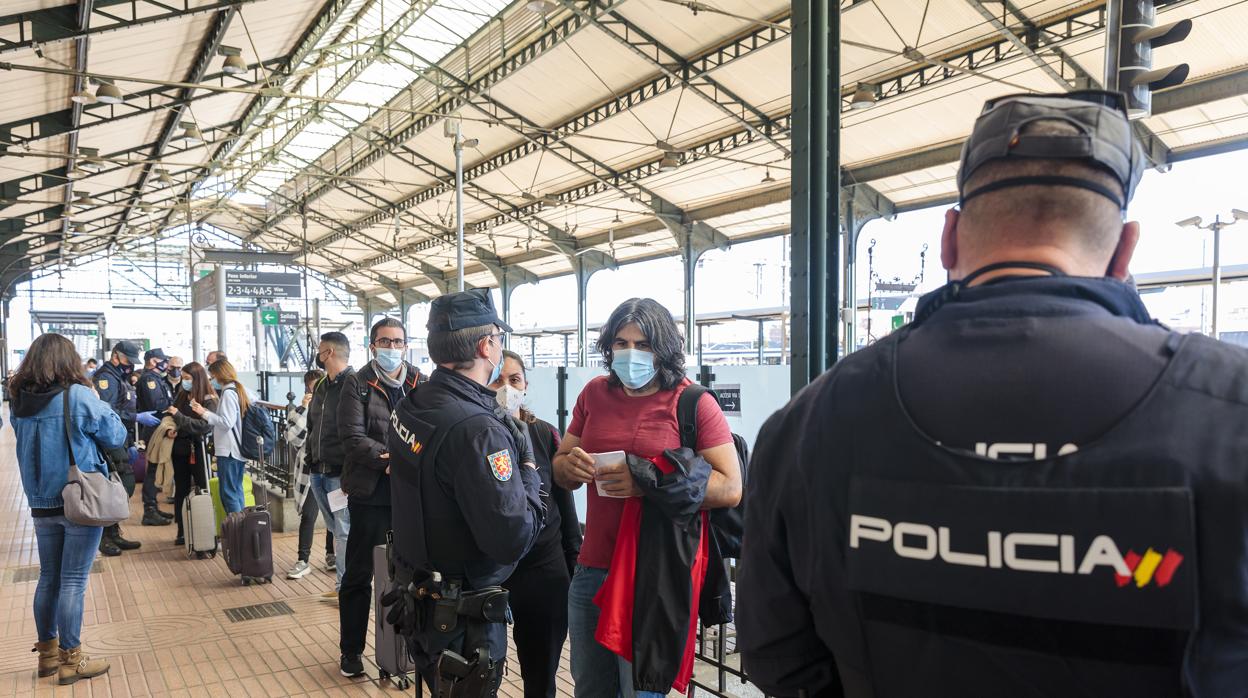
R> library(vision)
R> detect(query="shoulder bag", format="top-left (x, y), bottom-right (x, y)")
top-left (60, 388), bottom-right (130, 526)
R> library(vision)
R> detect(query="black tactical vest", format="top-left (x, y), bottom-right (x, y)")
top-left (818, 325), bottom-right (1248, 697)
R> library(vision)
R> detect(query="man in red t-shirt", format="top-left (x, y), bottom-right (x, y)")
top-left (553, 298), bottom-right (741, 697)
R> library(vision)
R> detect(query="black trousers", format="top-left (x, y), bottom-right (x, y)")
top-left (296, 499), bottom-right (334, 563)
top-left (339, 500), bottom-right (391, 656)
top-left (503, 542), bottom-right (571, 698)
top-left (171, 444), bottom-right (207, 538)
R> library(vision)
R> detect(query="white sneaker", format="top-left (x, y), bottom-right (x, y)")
top-left (286, 560), bottom-right (311, 579)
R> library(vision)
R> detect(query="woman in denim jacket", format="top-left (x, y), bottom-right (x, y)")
top-left (10, 333), bottom-right (126, 686)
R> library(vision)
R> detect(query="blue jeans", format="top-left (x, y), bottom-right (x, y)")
top-left (308, 473), bottom-right (350, 590)
top-left (216, 455), bottom-right (247, 514)
top-left (33, 516), bottom-right (102, 650)
top-left (568, 565), bottom-right (667, 698)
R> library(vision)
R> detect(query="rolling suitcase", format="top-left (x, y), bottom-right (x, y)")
top-left (374, 537), bottom-right (414, 690)
top-left (221, 505), bottom-right (273, 585)
top-left (184, 440), bottom-right (217, 559)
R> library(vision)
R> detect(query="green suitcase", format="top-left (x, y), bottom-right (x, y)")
top-left (209, 472), bottom-right (255, 534)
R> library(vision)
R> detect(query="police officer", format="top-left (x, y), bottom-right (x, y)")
top-left (386, 289), bottom-right (546, 696)
top-left (135, 348), bottom-right (174, 526)
top-left (92, 341), bottom-right (144, 555)
top-left (738, 91), bottom-right (1248, 697)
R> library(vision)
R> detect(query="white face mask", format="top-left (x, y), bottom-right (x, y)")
top-left (495, 384), bottom-right (527, 413)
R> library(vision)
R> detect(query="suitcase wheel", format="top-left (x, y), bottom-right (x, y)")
top-left (379, 671), bottom-right (389, 681)
top-left (396, 676), bottom-right (411, 690)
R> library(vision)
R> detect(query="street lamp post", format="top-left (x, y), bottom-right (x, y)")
top-left (1178, 209), bottom-right (1248, 339)
top-left (446, 118), bottom-right (479, 293)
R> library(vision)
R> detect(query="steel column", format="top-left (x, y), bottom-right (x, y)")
top-left (790, 0), bottom-right (838, 392)
top-left (215, 265), bottom-right (227, 359)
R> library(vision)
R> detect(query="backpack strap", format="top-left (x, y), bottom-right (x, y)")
top-left (677, 383), bottom-right (711, 451)
top-left (62, 388), bottom-right (78, 468)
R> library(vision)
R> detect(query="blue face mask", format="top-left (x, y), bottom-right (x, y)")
top-left (211, 379), bottom-right (221, 390)
top-left (486, 338), bottom-right (503, 386)
top-left (181, 379), bottom-right (193, 392)
top-left (375, 347), bottom-right (403, 373)
top-left (612, 348), bottom-right (657, 390)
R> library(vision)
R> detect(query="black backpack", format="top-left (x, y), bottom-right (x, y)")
top-left (227, 386), bottom-right (276, 460)
top-left (676, 383), bottom-right (747, 558)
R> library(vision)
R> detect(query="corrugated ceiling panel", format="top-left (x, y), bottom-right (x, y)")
top-left (87, 13), bottom-right (213, 85)
top-left (618, 0), bottom-right (787, 59)
top-left (0, 41), bottom-right (75, 125)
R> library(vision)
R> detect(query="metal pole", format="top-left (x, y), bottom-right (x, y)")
top-left (253, 304), bottom-right (263, 373)
top-left (576, 262), bottom-right (589, 366)
top-left (455, 122), bottom-right (465, 292)
top-left (215, 265), bottom-right (227, 360)
top-left (1212, 217), bottom-right (1223, 339)
top-left (313, 297), bottom-right (321, 344)
top-left (757, 319), bottom-right (765, 365)
top-left (1104, 0), bottom-right (1123, 91)
top-left (683, 230), bottom-right (697, 355)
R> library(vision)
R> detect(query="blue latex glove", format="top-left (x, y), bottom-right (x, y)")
top-left (136, 411), bottom-right (160, 427)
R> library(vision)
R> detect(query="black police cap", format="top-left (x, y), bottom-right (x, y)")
top-left (427, 288), bottom-right (513, 333)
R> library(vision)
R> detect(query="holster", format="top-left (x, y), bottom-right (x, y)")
top-left (435, 647), bottom-right (503, 698)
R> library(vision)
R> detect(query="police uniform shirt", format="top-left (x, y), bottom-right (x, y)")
top-left (136, 368), bottom-right (173, 414)
top-left (93, 361), bottom-right (136, 424)
top-left (388, 367), bottom-right (544, 663)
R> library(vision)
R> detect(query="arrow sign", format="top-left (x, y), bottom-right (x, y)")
top-left (260, 309), bottom-right (280, 326)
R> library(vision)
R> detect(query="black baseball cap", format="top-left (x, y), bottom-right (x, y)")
top-left (144, 348), bottom-right (168, 362)
top-left (958, 90), bottom-right (1145, 210)
top-left (112, 341), bottom-right (142, 364)
top-left (427, 289), bottom-right (513, 333)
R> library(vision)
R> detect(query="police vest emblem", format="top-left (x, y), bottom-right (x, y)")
top-left (97, 379), bottom-right (108, 390)
top-left (147, 380), bottom-right (156, 389)
top-left (488, 449), bottom-right (513, 481)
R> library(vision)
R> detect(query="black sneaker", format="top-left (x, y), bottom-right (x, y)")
top-left (98, 538), bottom-right (121, 557)
top-left (339, 654), bottom-right (365, 678)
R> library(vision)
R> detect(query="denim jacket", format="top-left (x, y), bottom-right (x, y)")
top-left (11, 383), bottom-right (127, 509)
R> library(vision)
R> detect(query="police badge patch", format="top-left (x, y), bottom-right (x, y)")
top-left (488, 449), bottom-right (513, 482)
top-left (97, 379), bottom-right (108, 390)
top-left (146, 380), bottom-right (156, 389)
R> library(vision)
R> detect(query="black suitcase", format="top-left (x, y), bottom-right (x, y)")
top-left (375, 537), bottom-right (415, 690)
top-left (221, 505), bottom-right (273, 585)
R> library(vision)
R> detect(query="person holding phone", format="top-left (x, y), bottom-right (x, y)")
top-left (553, 298), bottom-right (741, 697)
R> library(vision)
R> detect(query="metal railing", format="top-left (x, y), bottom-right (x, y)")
top-left (244, 401), bottom-right (296, 498)
top-left (690, 559), bottom-right (764, 697)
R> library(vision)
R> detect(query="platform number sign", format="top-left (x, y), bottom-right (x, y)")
top-left (225, 271), bottom-right (302, 299)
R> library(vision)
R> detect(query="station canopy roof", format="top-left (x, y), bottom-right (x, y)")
top-left (3, 0), bottom-right (1247, 305)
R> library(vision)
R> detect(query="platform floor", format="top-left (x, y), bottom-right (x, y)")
top-left (0, 409), bottom-right (576, 697)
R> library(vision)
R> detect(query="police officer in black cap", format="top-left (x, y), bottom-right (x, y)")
top-left (135, 347), bottom-right (174, 526)
top-left (93, 340), bottom-right (144, 554)
top-left (739, 90), bottom-right (1248, 697)
top-left (385, 288), bottom-right (546, 696)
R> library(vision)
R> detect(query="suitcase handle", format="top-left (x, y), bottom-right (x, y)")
top-left (252, 530), bottom-right (260, 556)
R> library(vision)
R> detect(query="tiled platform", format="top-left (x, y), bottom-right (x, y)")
top-left (0, 407), bottom-right (574, 697)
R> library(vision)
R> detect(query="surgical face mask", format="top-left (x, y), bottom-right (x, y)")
top-left (156, 361), bottom-right (168, 375)
top-left (485, 338), bottom-right (503, 385)
top-left (168, 366), bottom-right (182, 378)
top-left (181, 379), bottom-right (193, 392)
top-left (495, 384), bottom-right (526, 413)
top-left (315, 350), bottom-right (327, 370)
top-left (374, 347), bottom-right (403, 373)
top-left (118, 361), bottom-right (133, 375)
top-left (612, 348), bottom-right (657, 390)
top-left (211, 379), bottom-right (222, 390)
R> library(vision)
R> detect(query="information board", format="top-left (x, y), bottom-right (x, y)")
top-left (225, 271), bottom-right (302, 299)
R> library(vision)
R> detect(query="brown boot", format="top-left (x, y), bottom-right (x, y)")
top-left (57, 647), bottom-right (109, 685)
top-left (32, 639), bottom-right (58, 677)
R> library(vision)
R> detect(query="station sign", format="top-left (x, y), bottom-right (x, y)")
top-left (713, 383), bottom-right (742, 417)
top-left (225, 271), bottom-right (302, 299)
top-left (259, 308), bottom-right (300, 326)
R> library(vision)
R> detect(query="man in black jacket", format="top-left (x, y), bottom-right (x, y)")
top-left (739, 91), bottom-right (1248, 697)
top-left (305, 331), bottom-right (354, 600)
top-left (135, 348), bottom-right (174, 526)
top-left (336, 317), bottom-right (423, 678)
top-left (92, 341), bottom-right (144, 555)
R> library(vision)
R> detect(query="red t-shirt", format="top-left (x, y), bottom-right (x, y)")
top-left (568, 375), bottom-right (733, 569)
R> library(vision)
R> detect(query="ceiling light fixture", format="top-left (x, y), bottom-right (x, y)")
top-left (850, 83), bottom-right (878, 109)
top-left (71, 222), bottom-right (86, 234)
top-left (68, 164), bottom-right (89, 179)
top-left (70, 85), bottom-right (96, 105)
top-left (761, 168), bottom-right (776, 183)
top-left (659, 153), bottom-right (680, 171)
top-left (95, 80), bottom-right (124, 105)
top-left (176, 121), bottom-right (204, 144)
top-left (72, 191), bottom-right (98, 206)
top-left (155, 168), bottom-right (174, 185)
top-left (218, 45), bottom-right (246, 75)
top-left (526, 0), bottom-right (558, 14)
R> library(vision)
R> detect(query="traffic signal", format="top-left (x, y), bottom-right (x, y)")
top-left (1116, 0), bottom-right (1193, 118)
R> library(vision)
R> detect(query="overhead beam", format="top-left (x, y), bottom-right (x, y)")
top-left (0, 0), bottom-right (262, 56)
top-left (108, 5), bottom-right (237, 244)
top-left (241, 0), bottom-right (629, 242)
